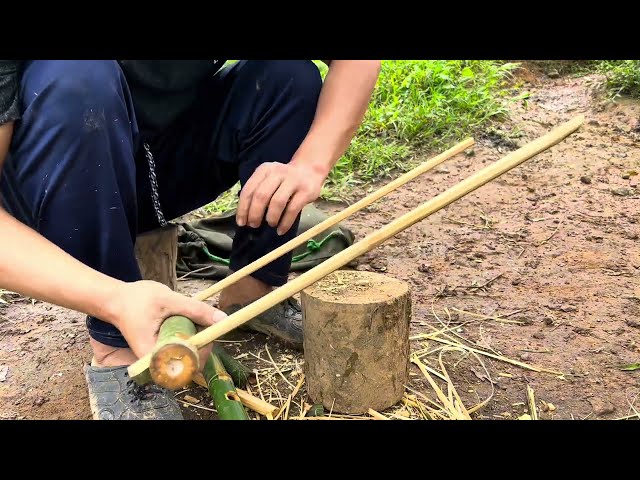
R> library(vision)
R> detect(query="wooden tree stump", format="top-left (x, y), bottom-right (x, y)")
top-left (301, 270), bottom-right (411, 414)
top-left (134, 224), bottom-right (178, 291)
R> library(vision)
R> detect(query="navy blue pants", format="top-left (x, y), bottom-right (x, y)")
top-left (3, 60), bottom-right (322, 348)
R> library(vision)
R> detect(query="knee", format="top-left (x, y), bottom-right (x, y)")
top-left (256, 60), bottom-right (323, 107)
top-left (21, 60), bottom-right (129, 131)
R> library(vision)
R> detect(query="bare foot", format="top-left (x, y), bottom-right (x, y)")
top-left (218, 274), bottom-right (273, 310)
top-left (90, 338), bottom-right (137, 367)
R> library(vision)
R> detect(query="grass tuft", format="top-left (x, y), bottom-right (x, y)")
top-left (324, 60), bottom-right (518, 195)
top-left (597, 60), bottom-right (640, 99)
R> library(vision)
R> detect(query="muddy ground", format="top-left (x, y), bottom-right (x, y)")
top-left (1, 66), bottom-right (639, 420)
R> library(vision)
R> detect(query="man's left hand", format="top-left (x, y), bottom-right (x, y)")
top-left (236, 161), bottom-right (326, 236)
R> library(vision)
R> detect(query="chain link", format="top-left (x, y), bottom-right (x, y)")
top-left (143, 143), bottom-right (168, 228)
top-left (142, 61), bottom-right (222, 229)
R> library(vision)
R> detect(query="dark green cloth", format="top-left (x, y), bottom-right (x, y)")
top-left (176, 205), bottom-right (355, 280)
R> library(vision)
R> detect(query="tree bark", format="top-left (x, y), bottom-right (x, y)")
top-left (301, 270), bottom-right (411, 414)
top-left (134, 224), bottom-right (178, 290)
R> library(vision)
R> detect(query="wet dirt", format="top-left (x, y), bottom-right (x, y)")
top-left (1, 66), bottom-right (639, 420)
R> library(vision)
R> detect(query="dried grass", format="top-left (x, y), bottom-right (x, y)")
top-left (180, 304), bottom-right (563, 421)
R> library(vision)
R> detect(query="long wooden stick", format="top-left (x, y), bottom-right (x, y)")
top-left (192, 137), bottom-right (474, 302)
top-left (128, 115), bottom-right (583, 383)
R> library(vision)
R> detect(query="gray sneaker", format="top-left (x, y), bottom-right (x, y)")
top-left (224, 298), bottom-right (303, 350)
top-left (84, 365), bottom-right (184, 420)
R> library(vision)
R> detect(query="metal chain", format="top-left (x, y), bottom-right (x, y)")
top-left (143, 142), bottom-right (168, 228)
top-left (141, 61), bottom-right (222, 229)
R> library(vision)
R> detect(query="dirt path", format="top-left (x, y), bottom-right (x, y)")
top-left (1, 67), bottom-right (638, 420)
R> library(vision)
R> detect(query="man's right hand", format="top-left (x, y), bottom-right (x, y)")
top-left (108, 280), bottom-right (227, 367)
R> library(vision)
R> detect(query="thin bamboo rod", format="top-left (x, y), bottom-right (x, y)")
top-left (144, 139), bottom-right (472, 383)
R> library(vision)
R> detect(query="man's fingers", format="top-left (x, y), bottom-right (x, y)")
top-left (246, 174), bottom-right (283, 228)
top-left (266, 180), bottom-right (297, 228)
top-left (277, 192), bottom-right (307, 236)
top-left (236, 168), bottom-right (267, 227)
top-left (175, 294), bottom-right (227, 328)
top-left (160, 292), bottom-right (224, 371)
top-left (129, 331), bottom-right (159, 360)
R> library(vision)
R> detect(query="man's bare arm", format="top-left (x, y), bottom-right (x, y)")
top-left (0, 122), bottom-right (225, 358)
top-left (290, 60), bottom-right (381, 173)
top-left (0, 122), bottom-right (129, 322)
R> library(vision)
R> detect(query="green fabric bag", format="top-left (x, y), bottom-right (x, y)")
top-left (176, 204), bottom-right (355, 280)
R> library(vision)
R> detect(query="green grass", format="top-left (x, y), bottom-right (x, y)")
top-left (203, 60), bottom-right (518, 213)
top-left (324, 60), bottom-right (518, 195)
top-left (597, 60), bottom-right (640, 99)
top-left (203, 183), bottom-right (241, 215)
top-left (535, 60), bottom-right (640, 99)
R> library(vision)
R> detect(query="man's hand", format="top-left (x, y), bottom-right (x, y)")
top-left (109, 280), bottom-right (227, 367)
top-left (234, 60), bottom-right (380, 237)
top-left (236, 161), bottom-right (326, 236)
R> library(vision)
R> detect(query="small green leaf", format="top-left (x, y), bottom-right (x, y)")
top-left (620, 363), bottom-right (640, 371)
top-left (461, 67), bottom-right (474, 78)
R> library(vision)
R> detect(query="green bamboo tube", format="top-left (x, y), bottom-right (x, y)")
top-left (147, 315), bottom-right (199, 390)
top-left (203, 352), bottom-right (250, 420)
top-left (212, 343), bottom-right (251, 389)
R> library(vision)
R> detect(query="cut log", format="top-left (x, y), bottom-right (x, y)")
top-left (134, 224), bottom-right (178, 290)
top-left (301, 270), bottom-right (411, 414)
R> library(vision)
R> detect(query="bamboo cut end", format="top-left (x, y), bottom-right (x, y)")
top-left (149, 341), bottom-right (199, 390)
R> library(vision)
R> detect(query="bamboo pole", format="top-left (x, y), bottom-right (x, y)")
top-left (142, 138), bottom-right (472, 384)
top-left (191, 137), bottom-right (474, 302)
top-left (192, 372), bottom-right (278, 417)
top-left (128, 115), bottom-right (583, 384)
top-left (202, 352), bottom-right (250, 420)
top-left (139, 316), bottom-right (252, 388)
